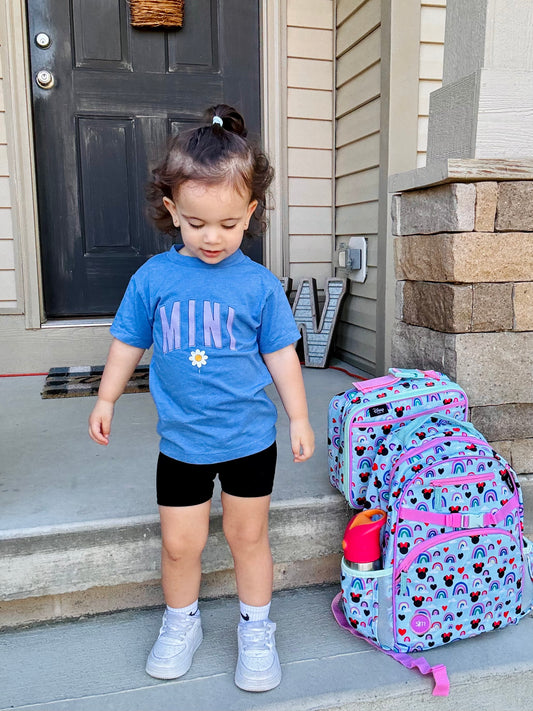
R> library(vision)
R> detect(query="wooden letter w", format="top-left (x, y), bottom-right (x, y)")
top-left (282, 277), bottom-right (347, 368)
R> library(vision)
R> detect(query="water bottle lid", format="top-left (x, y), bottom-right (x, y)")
top-left (342, 509), bottom-right (386, 564)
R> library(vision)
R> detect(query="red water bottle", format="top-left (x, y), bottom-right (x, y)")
top-left (342, 509), bottom-right (386, 571)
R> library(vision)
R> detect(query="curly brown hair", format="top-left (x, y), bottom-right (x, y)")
top-left (147, 105), bottom-right (274, 237)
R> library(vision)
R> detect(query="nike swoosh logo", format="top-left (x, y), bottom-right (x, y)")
top-left (241, 613), bottom-right (250, 621)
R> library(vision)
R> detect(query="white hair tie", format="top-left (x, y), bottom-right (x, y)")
top-left (212, 116), bottom-right (223, 127)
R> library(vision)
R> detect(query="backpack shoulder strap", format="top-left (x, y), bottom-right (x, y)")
top-left (331, 593), bottom-right (449, 697)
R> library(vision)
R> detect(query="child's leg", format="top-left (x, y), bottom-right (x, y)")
top-left (145, 501), bottom-right (210, 680)
top-left (221, 493), bottom-right (273, 605)
top-left (222, 492), bottom-right (281, 692)
top-left (159, 501), bottom-right (211, 607)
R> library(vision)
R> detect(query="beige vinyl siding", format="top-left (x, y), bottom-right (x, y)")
top-left (287, 0), bottom-right (334, 285)
top-left (335, 0), bottom-right (381, 374)
top-left (417, 1), bottom-right (446, 167)
top-left (0, 46), bottom-right (17, 311)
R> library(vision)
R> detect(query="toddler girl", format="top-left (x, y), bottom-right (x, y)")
top-left (88, 104), bottom-right (315, 692)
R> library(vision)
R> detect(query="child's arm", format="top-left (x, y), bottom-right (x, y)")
top-left (88, 338), bottom-right (145, 446)
top-left (263, 344), bottom-right (315, 462)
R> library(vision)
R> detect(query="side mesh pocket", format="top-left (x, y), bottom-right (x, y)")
top-left (520, 537), bottom-right (533, 615)
top-left (340, 558), bottom-right (393, 648)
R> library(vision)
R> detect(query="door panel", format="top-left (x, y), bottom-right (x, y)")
top-left (27, 0), bottom-right (261, 317)
top-left (78, 118), bottom-right (138, 253)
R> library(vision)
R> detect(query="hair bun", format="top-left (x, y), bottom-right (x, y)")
top-left (206, 104), bottom-right (247, 138)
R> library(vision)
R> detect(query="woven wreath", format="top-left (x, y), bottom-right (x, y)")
top-left (130, 0), bottom-right (184, 28)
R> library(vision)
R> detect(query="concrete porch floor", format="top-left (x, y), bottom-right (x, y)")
top-left (0, 365), bottom-right (356, 533)
top-left (4, 583), bottom-right (533, 711)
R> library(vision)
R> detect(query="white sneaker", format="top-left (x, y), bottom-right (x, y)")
top-left (234, 620), bottom-right (282, 692)
top-left (145, 610), bottom-right (203, 679)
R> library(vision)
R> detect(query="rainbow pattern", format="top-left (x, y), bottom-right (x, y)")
top-left (333, 373), bottom-right (533, 656)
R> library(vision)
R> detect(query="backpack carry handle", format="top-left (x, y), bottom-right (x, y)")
top-left (389, 368), bottom-right (442, 381)
top-left (353, 374), bottom-right (401, 393)
top-left (353, 369), bottom-right (442, 394)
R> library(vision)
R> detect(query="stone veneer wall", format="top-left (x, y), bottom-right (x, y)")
top-left (391, 180), bottom-right (533, 475)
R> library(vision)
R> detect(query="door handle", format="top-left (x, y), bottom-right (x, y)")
top-left (36, 70), bottom-right (55, 89)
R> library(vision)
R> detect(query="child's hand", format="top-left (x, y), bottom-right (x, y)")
top-left (88, 398), bottom-right (115, 446)
top-left (290, 418), bottom-right (315, 462)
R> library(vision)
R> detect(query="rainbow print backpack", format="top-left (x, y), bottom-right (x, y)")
top-left (328, 368), bottom-right (468, 508)
top-left (333, 412), bottom-right (533, 696)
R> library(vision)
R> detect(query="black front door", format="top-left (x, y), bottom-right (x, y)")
top-left (27, 0), bottom-right (261, 318)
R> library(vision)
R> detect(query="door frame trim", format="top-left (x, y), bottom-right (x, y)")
top-left (5, 0), bottom-right (283, 329)
top-left (261, 0), bottom-right (288, 279)
top-left (1, 0), bottom-right (43, 328)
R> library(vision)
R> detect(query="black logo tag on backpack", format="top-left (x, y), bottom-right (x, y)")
top-left (368, 404), bottom-right (388, 417)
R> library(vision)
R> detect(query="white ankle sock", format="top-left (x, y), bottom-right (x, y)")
top-left (239, 601), bottom-right (271, 623)
top-left (166, 600), bottom-right (200, 619)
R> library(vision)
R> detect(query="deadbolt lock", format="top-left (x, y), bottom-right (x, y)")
top-left (36, 70), bottom-right (55, 89)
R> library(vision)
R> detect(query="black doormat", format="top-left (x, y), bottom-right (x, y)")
top-left (41, 365), bottom-right (150, 399)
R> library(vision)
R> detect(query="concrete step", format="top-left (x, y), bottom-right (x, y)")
top-left (4, 477), bottom-right (533, 629)
top-left (3, 584), bottom-right (533, 711)
top-left (1, 496), bottom-right (351, 628)
top-left (0, 367), bottom-right (356, 629)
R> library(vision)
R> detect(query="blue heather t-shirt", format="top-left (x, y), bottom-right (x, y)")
top-left (110, 246), bottom-right (301, 464)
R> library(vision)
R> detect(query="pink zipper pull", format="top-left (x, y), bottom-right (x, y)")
top-left (422, 370), bottom-right (442, 380)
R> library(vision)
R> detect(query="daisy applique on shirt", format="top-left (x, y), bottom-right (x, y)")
top-left (189, 349), bottom-right (208, 369)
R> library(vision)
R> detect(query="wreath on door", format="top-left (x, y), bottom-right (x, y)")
top-left (129, 0), bottom-right (184, 28)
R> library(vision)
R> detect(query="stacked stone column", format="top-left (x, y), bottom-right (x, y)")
top-left (392, 180), bottom-right (533, 475)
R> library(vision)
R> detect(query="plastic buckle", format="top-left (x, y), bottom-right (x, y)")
top-left (466, 512), bottom-right (485, 528)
